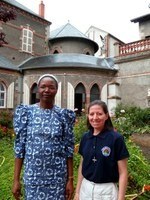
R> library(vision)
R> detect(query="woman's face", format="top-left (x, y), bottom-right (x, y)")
top-left (38, 77), bottom-right (57, 103)
top-left (88, 104), bottom-right (108, 132)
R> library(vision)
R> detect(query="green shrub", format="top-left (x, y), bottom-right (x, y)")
top-left (0, 110), bottom-right (13, 129)
top-left (0, 126), bottom-right (15, 139)
top-left (113, 104), bottom-right (150, 138)
top-left (0, 138), bottom-right (14, 200)
top-left (0, 104), bottom-right (149, 198)
top-left (74, 115), bottom-right (87, 144)
top-left (127, 140), bottom-right (150, 194)
top-left (73, 153), bottom-right (81, 186)
top-left (0, 110), bottom-right (14, 138)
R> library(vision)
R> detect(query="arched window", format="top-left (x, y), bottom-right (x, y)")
top-left (90, 84), bottom-right (100, 102)
top-left (0, 83), bottom-right (6, 107)
top-left (54, 50), bottom-right (59, 54)
top-left (75, 83), bottom-right (86, 115)
top-left (83, 48), bottom-right (92, 55)
top-left (49, 47), bottom-right (62, 54)
top-left (30, 83), bottom-right (38, 104)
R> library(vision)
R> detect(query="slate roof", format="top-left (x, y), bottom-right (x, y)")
top-left (131, 13), bottom-right (150, 23)
top-left (18, 53), bottom-right (116, 72)
top-left (50, 23), bottom-right (99, 53)
top-left (0, 55), bottom-right (18, 71)
top-left (2, 0), bottom-right (51, 23)
top-left (50, 23), bottom-right (88, 39)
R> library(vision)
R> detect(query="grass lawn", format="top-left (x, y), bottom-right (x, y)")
top-left (0, 138), bottom-right (14, 200)
top-left (0, 138), bottom-right (150, 199)
top-left (0, 138), bottom-right (80, 199)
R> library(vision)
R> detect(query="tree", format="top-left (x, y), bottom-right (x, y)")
top-left (0, 5), bottom-right (16, 47)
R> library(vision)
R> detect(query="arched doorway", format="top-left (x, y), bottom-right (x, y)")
top-left (30, 83), bottom-right (39, 104)
top-left (75, 83), bottom-right (86, 115)
top-left (90, 84), bottom-right (100, 102)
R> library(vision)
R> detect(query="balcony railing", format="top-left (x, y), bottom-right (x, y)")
top-left (119, 38), bottom-right (150, 56)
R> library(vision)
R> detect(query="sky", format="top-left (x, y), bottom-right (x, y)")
top-left (16, 0), bottom-right (150, 43)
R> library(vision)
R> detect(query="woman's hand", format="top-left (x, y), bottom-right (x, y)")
top-left (12, 180), bottom-right (22, 200)
top-left (65, 179), bottom-right (74, 200)
top-left (73, 193), bottom-right (80, 200)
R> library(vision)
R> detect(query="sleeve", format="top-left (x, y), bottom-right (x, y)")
top-left (61, 109), bottom-right (76, 158)
top-left (13, 104), bottom-right (28, 158)
top-left (115, 134), bottom-right (130, 161)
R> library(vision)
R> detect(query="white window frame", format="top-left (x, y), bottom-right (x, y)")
top-left (0, 82), bottom-right (6, 108)
top-left (22, 27), bottom-right (33, 53)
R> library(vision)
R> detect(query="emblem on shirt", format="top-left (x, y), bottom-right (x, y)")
top-left (101, 146), bottom-right (111, 156)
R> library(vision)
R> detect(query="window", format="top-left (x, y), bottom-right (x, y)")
top-left (75, 83), bottom-right (86, 115)
top-left (54, 50), bottom-right (59, 54)
top-left (90, 84), bottom-right (100, 102)
top-left (30, 83), bottom-right (38, 104)
top-left (22, 27), bottom-right (33, 53)
top-left (0, 83), bottom-right (6, 107)
top-left (83, 48), bottom-right (92, 55)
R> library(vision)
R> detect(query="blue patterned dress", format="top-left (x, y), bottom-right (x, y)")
top-left (13, 104), bottom-right (75, 200)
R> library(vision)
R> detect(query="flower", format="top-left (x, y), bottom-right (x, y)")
top-left (120, 109), bottom-right (125, 113)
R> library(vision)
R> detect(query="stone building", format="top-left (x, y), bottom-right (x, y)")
top-left (0, 0), bottom-right (50, 108)
top-left (17, 22), bottom-right (117, 114)
top-left (85, 26), bottom-right (124, 58)
top-left (0, 0), bottom-right (150, 114)
top-left (114, 13), bottom-right (150, 108)
top-left (86, 14), bottom-right (150, 109)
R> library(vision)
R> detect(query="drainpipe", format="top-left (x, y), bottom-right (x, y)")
top-left (18, 71), bottom-right (23, 104)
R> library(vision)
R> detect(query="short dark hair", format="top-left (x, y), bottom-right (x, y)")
top-left (87, 100), bottom-right (114, 131)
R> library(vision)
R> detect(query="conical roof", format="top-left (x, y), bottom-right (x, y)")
top-left (50, 23), bottom-right (88, 39)
top-left (50, 22), bottom-right (99, 53)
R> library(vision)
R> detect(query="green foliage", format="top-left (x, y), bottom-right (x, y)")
top-left (73, 115), bottom-right (87, 186)
top-left (114, 103), bottom-right (150, 127)
top-left (113, 104), bottom-right (150, 138)
top-left (73, 153), bottom-right (81, 186)
top-left (0, 125), bottom-right (15, 139)
top-left (127, 140), bottom-right (150, 194)
top-left (0, 104), bottom-right (149, 198)
top-left (0, 110), bottom-right (13, 128)
top-left (74, 115), bottom-right (87, 144)
top-left (138, 192), bottom-right (150, 200)
top-left (0, 138), bottom-right (14, 200)
top-left (0, 110), bottom-right (14, 139)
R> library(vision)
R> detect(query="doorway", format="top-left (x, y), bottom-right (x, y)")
top-left (75, 83), bottom-right (86, 115)
top-left (30, 83), bottom-right (39, 104)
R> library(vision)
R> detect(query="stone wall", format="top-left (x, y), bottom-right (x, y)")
top-left (115, 51), bottom-right (150, 108)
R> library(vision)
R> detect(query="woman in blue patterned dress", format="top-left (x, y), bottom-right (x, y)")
top-left (12, 74), bottom-right (75, 200)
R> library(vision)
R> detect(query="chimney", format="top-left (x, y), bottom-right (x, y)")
top-left (39, 1), bottom-right (45, 18)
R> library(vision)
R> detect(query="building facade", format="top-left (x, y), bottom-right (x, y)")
top-left (0, 0), bottom-right (149, 115)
